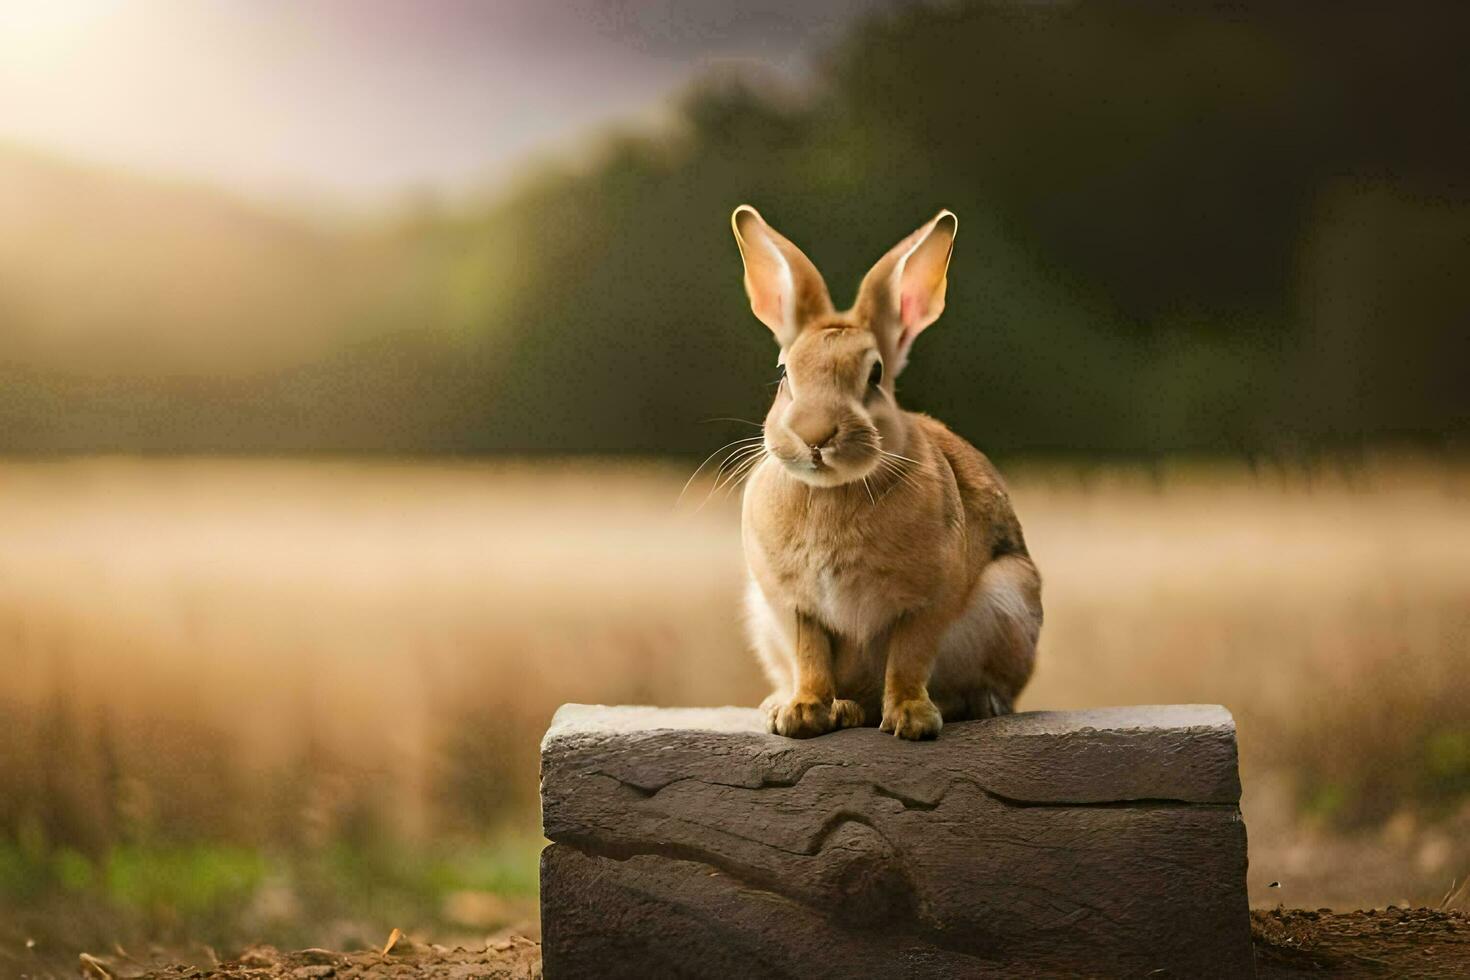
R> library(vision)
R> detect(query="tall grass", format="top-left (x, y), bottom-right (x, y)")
top-left (0, 455), bottom-right (1466, 957)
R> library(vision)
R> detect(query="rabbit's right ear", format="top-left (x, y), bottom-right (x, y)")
top-left (731, 206), bottom-right (832, 346)
top-left (854, 210), bottom-right (957, 374)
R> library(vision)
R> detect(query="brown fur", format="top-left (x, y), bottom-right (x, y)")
top-left (731, 206), bottom-right (1042, 739)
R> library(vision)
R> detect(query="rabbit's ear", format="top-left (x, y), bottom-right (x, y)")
top-left (731, 205), bottom-right (832, 346)
top-left (856, 210), bottom-right (957, 371)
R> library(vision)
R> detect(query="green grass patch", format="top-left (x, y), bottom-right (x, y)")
top-left (0, 831), bottom-right (542, 961)
top-left (104, 844), bottom-right (267, 914)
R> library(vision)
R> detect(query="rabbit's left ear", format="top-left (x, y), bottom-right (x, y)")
top-left (731, 205), bottom-right (832, 347)
top-left (855, 210), bottom-right (957, 372)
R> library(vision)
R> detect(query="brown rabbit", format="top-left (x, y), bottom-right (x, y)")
top-left (731, 205), bottom-right (1042, 740)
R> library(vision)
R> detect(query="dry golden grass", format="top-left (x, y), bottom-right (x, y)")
top-left (1, 454), bottom-right (1467, 917)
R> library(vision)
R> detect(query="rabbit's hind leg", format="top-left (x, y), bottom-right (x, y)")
top-left (931, 554), bottom-right (1042, 722)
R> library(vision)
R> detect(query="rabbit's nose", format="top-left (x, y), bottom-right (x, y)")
top-left (791, 421), bottom-right (838, 452)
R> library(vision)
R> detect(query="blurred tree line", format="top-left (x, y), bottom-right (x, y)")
top-left (1, 2), bottom-right (1466, 456)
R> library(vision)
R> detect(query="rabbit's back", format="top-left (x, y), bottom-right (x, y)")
top-left (912, 413), bottom-right (1031, 564)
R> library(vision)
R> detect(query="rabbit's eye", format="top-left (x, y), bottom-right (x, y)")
top-left (868, 361), bottom-right (884, 388)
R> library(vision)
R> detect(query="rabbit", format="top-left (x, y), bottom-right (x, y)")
top-left (730, 205), bottom-right (1042, 740)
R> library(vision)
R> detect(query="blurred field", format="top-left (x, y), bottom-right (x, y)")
top-left (1, 455), bottom-right (1468, 964)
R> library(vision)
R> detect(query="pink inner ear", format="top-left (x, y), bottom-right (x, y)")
top-left (900, 291), bottom-right (926, 329)
top-left (897, 325), bottom-right (918, 360)
top-left (753, 287), bottom-right (784, 330)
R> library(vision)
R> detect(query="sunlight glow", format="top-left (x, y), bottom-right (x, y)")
top-left (0, 1), bottom-right (125, 67)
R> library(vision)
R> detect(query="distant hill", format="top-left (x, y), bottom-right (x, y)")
top-left (0, 145), bottom-right (479, 450)
top-left (0, 144), bottom-right (374, 372)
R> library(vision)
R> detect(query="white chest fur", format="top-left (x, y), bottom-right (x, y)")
top-left (747, 505), bottom-right (906, 641)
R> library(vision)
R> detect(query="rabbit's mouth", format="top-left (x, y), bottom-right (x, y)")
top-left (763, 409), bottom-right (884, 488)
top-left (772, 440), bottom-right (881, 489)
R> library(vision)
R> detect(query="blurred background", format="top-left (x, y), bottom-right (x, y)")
top-left (2, 0), bottom-right (1468, 967)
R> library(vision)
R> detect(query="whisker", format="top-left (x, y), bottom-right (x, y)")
top-left (702, 449), bottom-right (764, 493)
top-left (699, 417), bottom-right (764, 428)
top-left (701, 450), bottom-right (767, 510)
top-left (714, 441), bottom-right (765, 467)
top-left (701, 445), bottom-right (767, 508)
top-left (877, 456), bottom-right (923, 493)
top-left (677, 436), bottom-right (765, 507)
top-left (861, 475), bottom-right (876, 505)
top-left (875, 446), bottom-right (928, 492)
top-left (873, 465), bottom-right (907, 501)
top-left (712, 445), bottom-right (766, 487)
top-left (722, 453), bottom-right (767, 500)
top-left (720, 442), bottom-right (768, 466)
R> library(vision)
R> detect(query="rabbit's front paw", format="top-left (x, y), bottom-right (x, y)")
top-left (759, 692), bottom-right (787, 733)
top-left (880, 698), bottom-right (943, 740)
top-left (774, 694), bottom-right (838, 738)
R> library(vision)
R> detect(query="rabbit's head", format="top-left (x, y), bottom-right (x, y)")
top-left (731, 205), bottom-right (956, 488)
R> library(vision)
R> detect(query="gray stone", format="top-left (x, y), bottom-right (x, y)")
top-left (540, 704), bottom-right (1253, 979)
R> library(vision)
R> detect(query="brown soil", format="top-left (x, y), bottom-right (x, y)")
top-left (64, 909), bottom-right (1470, 979)
top-left (73, 937), bottom-right (542, 980)
top-left (1253, 907), bottom-right (1470, 978)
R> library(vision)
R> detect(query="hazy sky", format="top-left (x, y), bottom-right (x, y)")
top-left (0, 0), bottom-right (897, 201)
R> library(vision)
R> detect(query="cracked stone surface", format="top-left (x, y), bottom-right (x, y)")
top-left (539, 704), bottom-right (1254, 979)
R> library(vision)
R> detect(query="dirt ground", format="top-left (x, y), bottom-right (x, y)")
top-left (43, 908), bottom-right (1468, 979)
top-left (1252, 907), bottom-right (1470, 978)
top-left (70, 936), bottom-right (543, 980)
